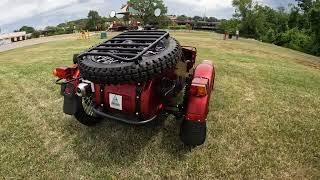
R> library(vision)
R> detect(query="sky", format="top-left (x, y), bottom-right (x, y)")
top-left (0, 0), bottom-right (294, 33)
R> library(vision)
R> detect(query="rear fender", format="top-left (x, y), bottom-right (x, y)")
top-left (185, 60), bottom-right (215, 122)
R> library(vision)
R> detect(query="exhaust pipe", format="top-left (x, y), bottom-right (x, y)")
top-left (76, 83), bottom-right (91, 97)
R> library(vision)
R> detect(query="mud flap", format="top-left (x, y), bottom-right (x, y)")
top-left (180, 120), bottom-right (206, 146)
top-left (62, 83), bottom-right (79, 115)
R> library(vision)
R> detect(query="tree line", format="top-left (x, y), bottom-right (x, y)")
top-left (14, 0), bottom-right (320, 56)
top-left (16, 10), bottom-right (117, 38)
top-left (175, 15), bottom-right (219, 22)
top-left (221, 0), bottom-right (320, 56)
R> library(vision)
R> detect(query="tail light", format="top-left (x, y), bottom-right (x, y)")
top-left (190, 77), bottom-right (209, 97)
top-left (53, 66), bottom-right (77, 79)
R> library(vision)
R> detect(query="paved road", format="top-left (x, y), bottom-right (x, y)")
top-left (0, 34), bottom-right (77, 53)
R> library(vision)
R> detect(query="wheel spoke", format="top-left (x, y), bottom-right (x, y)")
top-left (82, 95), bottom-right (96, 117)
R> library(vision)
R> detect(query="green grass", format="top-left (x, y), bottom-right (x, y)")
top-left (0, 31), bottom-right (319, 179)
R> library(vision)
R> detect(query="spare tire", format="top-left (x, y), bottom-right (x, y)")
top-left (78, 37), bottom-right (182, 84)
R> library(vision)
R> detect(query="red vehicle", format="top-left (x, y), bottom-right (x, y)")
top-left (53, 30), bottom-right (215, 146)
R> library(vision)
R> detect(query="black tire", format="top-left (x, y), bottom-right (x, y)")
top-left (73, 54), bottom-right (79, 64)
top-left (74, 97), bottom-right (102, 126)
top-left (78, 37), bottom-right (182, 84)
top-left (180, 120), bottom-right (207, 146)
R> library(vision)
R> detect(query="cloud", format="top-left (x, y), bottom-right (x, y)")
top-left (264, 0), bottom-right (294, 7)
top-left (164, 0), bottom-right (234, 18)
top-left (166, 0), bottom-right (233, 9)
top-left (0, 0), bottom-right (78, 25)
top-left (0, 0), bottom-right (122, 32)
top-left (164, 0), bottom-right (294, 17)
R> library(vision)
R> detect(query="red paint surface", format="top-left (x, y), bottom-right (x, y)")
top-left (104, 84), bottom-right (137, 115)
top-left (93, 80), bottom-right (162, 119)
top-left (186, 60), bottom-right (215, 122)
top-left (140, 80), bottom-right (162, 119)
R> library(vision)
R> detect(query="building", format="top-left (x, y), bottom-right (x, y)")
top-left (168, 15), bottom-right (220, 30)
top-left (0, 31), bottom-right (30, 42)
top-left (167, 15), bottom-right (177, 21)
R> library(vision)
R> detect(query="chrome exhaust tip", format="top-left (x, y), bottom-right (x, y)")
top-left (76, 83), bottom-right (90, 97)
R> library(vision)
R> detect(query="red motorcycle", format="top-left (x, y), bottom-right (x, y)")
top-left (53, 30), bottom-right (215, 146)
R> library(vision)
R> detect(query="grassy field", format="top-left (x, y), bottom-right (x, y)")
top-left (0, 31), bottom-right (319, 179)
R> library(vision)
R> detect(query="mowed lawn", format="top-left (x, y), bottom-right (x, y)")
top-left (0, 31), bottom-right (319, 179)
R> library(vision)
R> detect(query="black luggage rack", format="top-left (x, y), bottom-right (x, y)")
top-left (78, 31), bottom-right (169, 64)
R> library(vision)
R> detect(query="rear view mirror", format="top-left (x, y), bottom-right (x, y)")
top-left (154, 8), bottom-right (161, 17)
top-left (110, 11), bottom-right (116, 18)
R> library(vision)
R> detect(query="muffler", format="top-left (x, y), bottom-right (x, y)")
top-left (76, 83), bottom-right (91, 97)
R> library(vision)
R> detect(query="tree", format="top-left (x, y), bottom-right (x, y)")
top-left (219, 18), bottom-right (240, 33)
top-left (127, 0), bottom-right (167, 25)
top-left (296, 0), bottom-right (314, 12)
top-left (88, 10), bottom-right (101, 20)
top-left (207, 17), bottom-right (218, 22)
top-left (19, 26), bottom-right (35, 33)
top-left (193, 16), bottom-right (203, 22)
top-left (70, 19), bottom-right (88, 30)
top-left (232, 0), bottom-right (255, 36)
top-left (310, 1), bottom-right (320, 37)
top-left (232, 0), bottom-right (253, 19)
top-left (288, 6), bottom-right (301, 29)
top-left (44, 26), bottom-right (57, 36)
top-left (276, 28), bottom-right (312, 52)
top-left (309, 0), bottom-right (320, 55)
top-left (86, 10), bottom-right (101, 31)
top-left (31, 31), bottom-right (40, 38)
top-left (177, 15), bottom-right (188, 21)
top-left (224, 0), bottom-right (320, 56)
top-left (158, 15), bottom-right (172, 28)
top-left (57, 22), bottom-right (76, 33)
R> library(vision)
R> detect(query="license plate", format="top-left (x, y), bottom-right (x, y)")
top-left (109, 93), bottom-right (123, 110)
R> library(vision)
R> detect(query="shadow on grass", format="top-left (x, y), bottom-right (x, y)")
top-left (158, 117), bottom-right (192, 158)
top-left (64, 114), bottom-right (191, 168)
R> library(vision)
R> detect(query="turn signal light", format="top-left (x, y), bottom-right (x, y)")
top-left (190, 78), bottom-right (209, 97)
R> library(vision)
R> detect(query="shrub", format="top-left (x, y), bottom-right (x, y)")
top-left (31, 31), bottom-right (41, 38)
top-left (275, 28), bottom-right (312, 53)
top-left (218, 19), bottom-right (240, 34)
top-left (310, 40), bottom-right (320, 56)
top-left (261, 28), bottom-right (276, 43)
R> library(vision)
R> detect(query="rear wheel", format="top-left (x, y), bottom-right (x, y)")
top-left (180, 120), bottom-right (207, 146)
top-left (74, 96), bottom-right (102, 126)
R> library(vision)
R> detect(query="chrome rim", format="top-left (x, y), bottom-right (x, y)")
top-left (82, 95), bottom-right (96, 117)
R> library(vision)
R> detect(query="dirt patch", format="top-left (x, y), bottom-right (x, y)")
top-left (295, 59), bottom-right (320, 70)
